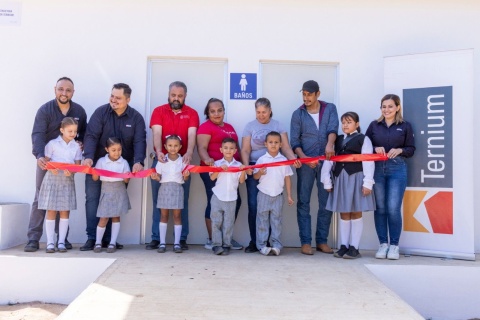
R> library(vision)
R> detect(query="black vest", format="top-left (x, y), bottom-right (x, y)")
top-left (333, 133), bottom-right (365, 177)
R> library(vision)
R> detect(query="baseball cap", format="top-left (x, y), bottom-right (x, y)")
top-left (300, 80), bottom-right (320, 93)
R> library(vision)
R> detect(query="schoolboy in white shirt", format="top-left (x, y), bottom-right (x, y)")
top-left (209, 138), bottom-right (246, 255)
top-left (253, 131), bottom-right (294, 256)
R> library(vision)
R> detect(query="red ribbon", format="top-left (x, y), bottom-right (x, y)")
top-left (46, 162), bottom-right (155, 179)
top-left (184, 154), bottom-right (388, 173)
top-left (45, 154), bottom-right (388, 178)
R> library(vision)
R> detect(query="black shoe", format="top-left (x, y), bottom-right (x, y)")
top-left (334, 245), bottom-right (349, 258)
top-left (222, 247), bottom-right (230, 256)
top-left (146, 240), bottom-right (160, 250)
top-left (244, 242), bottom-right (259, 253)
top-left (213, 246), bottom-right (224, 255)
top-left (64, 239), bottom-right (73, 250)
top-left (80, 239), bottom-right (95, 251)
top-left (343, 245), bottom-right (361, 259)
top-left (102, 241), bottom-right (124, 249)
top-left (179, 240), bottom-right (189, 250)
top-left (24, 240), bottom-right (39, 252)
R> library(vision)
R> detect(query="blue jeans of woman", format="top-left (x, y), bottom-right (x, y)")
top-left (373, 158), bottom-right (407, 246)
top-left (245, 171), bottom-right (260, 245)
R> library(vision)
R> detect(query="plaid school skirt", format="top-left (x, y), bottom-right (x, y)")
top-left (38, 170), bottom-right (76, 211)
top-left (157, 182), bottom-right (184, 209)
top-left (97, 181), bottom-right (131, 217)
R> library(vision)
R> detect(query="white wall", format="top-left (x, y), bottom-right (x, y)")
top-left (1, 0), bottom-right (479, 250)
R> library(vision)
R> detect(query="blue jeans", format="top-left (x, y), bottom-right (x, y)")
top-left (85, 174), bottom-right (111, 241)
top-left (373, 158), bottom-right (407, 246)
top-left (150, 158), bottom-right (191, 242)
top-left (296, 162), bottom-right (332, 245)
top-left (199, 172), bottom-right (241, 220)
top-left (245, 170), bottom-right (260, 244)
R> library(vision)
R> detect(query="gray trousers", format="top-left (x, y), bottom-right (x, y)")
top-left (27, 165), bottom-right (66, 241)
top-left (256, 191), bottom-right (284, 250)
top-left (211, 194), bottom-right (236, 248)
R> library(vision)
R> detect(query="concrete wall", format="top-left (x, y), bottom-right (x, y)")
top-left (1, 0), bottom-right (479, 250)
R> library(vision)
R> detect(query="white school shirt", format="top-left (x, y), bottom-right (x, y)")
top-left (95, 155), bottom-right (130, 182)
top-left (254, 152), bottom-right (293, 197)
top-left (156, 155), bottom-right (186, 184)
top-left (320, 135), bottom-right (375, 190)
top-left (210, 158), bottom-right (243, 201)
top-left (45, 135), bottom-right (82, 163)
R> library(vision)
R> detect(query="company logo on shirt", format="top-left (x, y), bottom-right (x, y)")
top-left (402, 86), bottom-right (453, 234)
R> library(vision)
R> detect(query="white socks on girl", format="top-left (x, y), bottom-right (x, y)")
top-left (159, 223), bottom-right (182, 245)
top-left (350, 218), bottom-right (363, 249)
top-left (339, 217), bottom-right (363, 248)
top-left (58, 218), bottom-right (69, 245)
top-left (45, 219), bottom-right (55, 246)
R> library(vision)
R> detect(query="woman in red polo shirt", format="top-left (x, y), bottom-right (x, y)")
top-left (197, 98), bottom-right (243, 251)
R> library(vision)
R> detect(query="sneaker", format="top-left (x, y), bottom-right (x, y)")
top-left (213, 246), bottom-right (224, 255)
top-left (157, 244), bottom-right (166, 253)
top-left (222, 247), bottom-right (230, 256)
top-left (57, 243), bottom-right (67, 253)
top-left (271, 247), bottom-right (281, 256)
top-left (244, 242), bottom-right (259, 253)
top-left (24, 240), bottom-right (39, 252)
top-left (375, 243), bottom-right (389, 259)
top-left (45, 243), bottom-right (55, 253)
top-left (231, 239), bottom-right (243, 250)
top-left (204, 239), bottom-right (213, 250)
top-left (173, 244), bottom-right (183, 253)
top-left (260, 247), bottom-right (271, 256)
top-left (93, 244), bottom-right (102, 253)
top-left (343, 246), bottom-right (361, 259)
top-left (334, 245), bottom-right (349, 258)
top-left (387, 245), bottom-right (400, 260)
top-left (179, 240), bottom-right (189, 250)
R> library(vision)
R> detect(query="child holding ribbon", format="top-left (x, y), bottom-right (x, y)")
top-left (151, 135), bottom-right (190, 253)
top-left (209, 138), bottom-right (246, 255)
top-left (92, 137), bottom-right (131, 253)
top-left (253, 131), bottom-right (294, 256)
top-left (38, 117), bottom-right (82, 253)
top-left (321, 112), bottom-right (375, 259)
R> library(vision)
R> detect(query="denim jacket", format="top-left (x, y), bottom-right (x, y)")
top-left (290, 101), bottom-right (339, 157)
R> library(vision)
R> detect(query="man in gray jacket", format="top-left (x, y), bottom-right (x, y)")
top-left (290, 80), bottom-right (339, 255)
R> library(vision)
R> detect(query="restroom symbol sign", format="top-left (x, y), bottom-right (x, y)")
top-left (230, 73), bottom-right (257, 100)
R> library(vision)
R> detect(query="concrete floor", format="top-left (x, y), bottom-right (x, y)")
top-left (2, 245), bottom-right (478, 320)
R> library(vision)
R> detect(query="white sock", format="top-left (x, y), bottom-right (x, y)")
top-left (110, 222), bottom-right (120, 245)
top-left (350, 217), bottom-right (364, 248)
top-left (96, 226), bottom-right (106, 245)
top-left (174, 225), bottom-right (182, 245)
top-left (160, 222), bottom-right (167, 244)
top-left (45, 219), bottom-right (55, 245)
top-left (339, 219), bottom-right (351, 246)
top-left (58, 218), bottom-right (69, 244)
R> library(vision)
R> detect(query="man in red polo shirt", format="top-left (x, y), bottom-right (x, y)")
top-left (146, 81), bottom-right (199, 251)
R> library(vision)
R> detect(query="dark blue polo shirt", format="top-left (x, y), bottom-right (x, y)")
top-left (31, 99), bottom-right (87, 159)
top-left (365, 119), bottom-right (415, 158)
top-left (83, 104), bottom-right (146, 167)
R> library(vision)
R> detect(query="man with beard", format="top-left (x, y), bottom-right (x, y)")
top-left (146, 81), bottom-right (199, 251)
top-left (290, 80), bottom-right (339, 255)
top-left (80, 83), bottom-right (146, 251)
top-left (25, 77), bottom-right (87, 252)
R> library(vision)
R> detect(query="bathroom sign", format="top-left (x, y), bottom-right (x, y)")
top-left (230, 73), bottom-right (257, 100)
